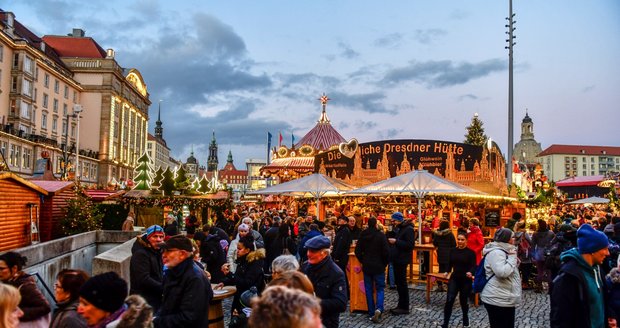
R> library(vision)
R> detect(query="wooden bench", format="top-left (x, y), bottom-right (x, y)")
top-left (425, 273), bottom-right (479, 307)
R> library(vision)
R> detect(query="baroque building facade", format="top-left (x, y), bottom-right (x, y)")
top-left (513, 110), bottom-right (542, 165)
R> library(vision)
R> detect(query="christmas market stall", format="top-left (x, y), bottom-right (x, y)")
top-left (29, 180), bottom-right (75, 242)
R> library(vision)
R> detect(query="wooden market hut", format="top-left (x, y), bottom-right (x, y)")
top-left (0, 173), bottom-right (48, 252)
top-left (29, 180), bottom-right (75, 242)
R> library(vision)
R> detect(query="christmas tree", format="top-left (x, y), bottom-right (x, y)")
top-left (151, 167), bottom-right (164, 190)
top-left (197, 175), bottom-right (210, 194)
top-left (133, 152), bottom-right (154, 190)
top-left (174, 165), bottom-right (190, 193)
top-left (160, 167), bottom-right (176, 196)
top-left (60, 185), bottom-right (103, 236)
top-left (464, 113), bottom-right (488, 146)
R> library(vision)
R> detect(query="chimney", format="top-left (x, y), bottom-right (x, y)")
top-left (106, 48), bottom-right (115, 59)
top-left (71, 28), bottom-right (85, 37)
top-left (4, 12), bottom-right (14, 35)
top-left (40, 42), bottom-right (46, 52)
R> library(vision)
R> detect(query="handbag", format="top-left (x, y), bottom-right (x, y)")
top-left (282, 237), bottom-right (292, 255)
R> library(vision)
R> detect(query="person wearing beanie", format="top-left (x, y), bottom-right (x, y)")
top-left (130, 225), bottom-right (165, 311)
top-left (77, 272), bottom-right (128, 327)
top-left (355, 217), bottom-right (389, 323)
top-left (480, 228), bottom-right (521, 328)
top-left (388, 211), bottom-right (415, 315)
top-left (550, 224), bottom-right (611, 328)
top-left (155, 235), bottom-right (213, 328)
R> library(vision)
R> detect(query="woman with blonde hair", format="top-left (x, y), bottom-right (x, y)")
top-left (249, 286), bottom-right (322, 328)
top-left (0, 284), bottom-right (24, 328)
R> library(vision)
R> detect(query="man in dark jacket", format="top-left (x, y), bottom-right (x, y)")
top-left (130, 225), bottom-right (165, 311)
top-left (388, 211), bottom-right (415, 315)
top-left (550, 224), bottom-right (610, 328)
top-left (355, 217), bottom-right (389, 323)
top-left (302, 235), bottom-right (347, 328)
top-left (332, 216), bottom-right (352, 275)
top-left (299, 223), bottom-right (322, 262)
top-left (154, 235), bottom-right (213, 328)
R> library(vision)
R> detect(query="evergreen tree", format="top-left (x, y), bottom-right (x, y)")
top-left (151, 167), bottom-right (164, 190)
top-left (160, 167), bottom-right (176, 196)
top-left (61, 185), bottom-right (103, 236)
top-left (197, 175), bottom-right (210, 194)
top-left (174, 165), bottom-right (190, 193)
top-left (133, 152), bottom-right (154, 190)
top-left (464, 113), bottom-right (488, 146)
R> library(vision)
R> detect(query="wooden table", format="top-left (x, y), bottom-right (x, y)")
top-left (209, 285), bottom-right (236, 328)
top-left (410, 243), bottom-right (436, 282)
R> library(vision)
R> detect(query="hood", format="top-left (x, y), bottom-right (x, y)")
top-left (246, 248), bottom-right (266, 263)
top-left (434, 228), bottom-right (452, 237)
top-left (560, 247), bottom-right (593, 271)
top-left (133, 235), bottom-right (159, 253)
top-left (482, 241), bottom-right (515, 256)
top-left (608, 267), bottom-right (620, 284)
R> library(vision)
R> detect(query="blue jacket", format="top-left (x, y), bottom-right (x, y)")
top-left (302, 256), bottom-right (347, 328)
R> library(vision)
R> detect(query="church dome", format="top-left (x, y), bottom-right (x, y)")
top-left (522, 112), bottom-right (532, 123)
top-left (186, 152), bottom-right (197, 164)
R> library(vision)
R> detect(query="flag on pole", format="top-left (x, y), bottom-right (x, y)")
top-left (267, 132), bottom-right (272, 164)
top-left (278, 131), bottom-right (283, 147)
top-left (291, 133), bottom-right (295, 147)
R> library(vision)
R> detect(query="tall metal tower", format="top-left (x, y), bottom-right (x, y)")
top-left (505, 0), bottom-right (517, 188)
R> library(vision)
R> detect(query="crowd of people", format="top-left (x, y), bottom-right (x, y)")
top-left (0, 204), bottom-right (619, 328)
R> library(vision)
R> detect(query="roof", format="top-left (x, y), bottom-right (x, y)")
top-left (0, 173), bottom-right (48, 195)
top-left (538, 144), bottom-right (620, 157)
top-left (262, 157), bottom-right (314, 171)
top-left (29, 180), bottom-right (74, 193)
top-left (84, 189), bottom-right (126, 201)
top-left (41, 35), bottom-right (107, 58)
top-left (294, 122), bottom-right (346, 151)
top-left (555, 175), bottom-right (605, 187)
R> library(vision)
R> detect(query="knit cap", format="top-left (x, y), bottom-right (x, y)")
top-left (80, 272), bottom-right (128, 313)
top-left (577, 224), bottom-right (609, 254)
top-left (391, 212), bottom-right (404, 222)
top-left (494, 228), bottom-right (513, 243)
top-left (145, 225), bottom-right (164, 238)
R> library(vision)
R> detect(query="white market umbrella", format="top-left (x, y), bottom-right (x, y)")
top-left (566, 196), bottom-right (610, 205)
top-left (349, 170), bottom-right (467, 244)
top-left (248, 173), bottom-right (354, 218)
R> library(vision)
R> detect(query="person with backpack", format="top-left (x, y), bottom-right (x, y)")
top-left (531, 219), bottom-right (555, 293)
top-left (441, 232), bottom-right (476, 328)
top-left (514, 222), bottom-right (533, 289)
top-left (480, 228), bottom-right (521, 328)
top-left (433, 219), bottom-right (457, 292)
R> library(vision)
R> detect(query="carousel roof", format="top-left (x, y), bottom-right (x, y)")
top-left (262, 157), bottom-right (315, 171)
top-left (294, 94), bottom-right (346, 151)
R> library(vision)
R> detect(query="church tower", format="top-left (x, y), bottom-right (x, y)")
top-left (513, 110), bottom-right (543, 164)
top-left (207, 131), bottom-right (219, 172)
top-left (154, 101), bottom-right (163, 140)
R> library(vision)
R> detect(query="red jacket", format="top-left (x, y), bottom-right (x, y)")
top-left (467, 226), bottom-right (485, 265)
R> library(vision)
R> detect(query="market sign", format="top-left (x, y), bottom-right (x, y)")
top-left (314, 139), bottom-right (505, 191)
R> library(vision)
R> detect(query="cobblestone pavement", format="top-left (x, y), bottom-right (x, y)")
top-left (223, 284), bottom-right (550, 327)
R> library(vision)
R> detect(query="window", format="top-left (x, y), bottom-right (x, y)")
top-left (44, 74), bottom-right (49, 88)
top-left (62, 119), bottom-right (67, 135)
top-left (583, 171), bottom-right (587, 176)
top-left (20, 102), bottom-right (30, 119)
top-left (22, 148), bottom-right (31, 169)
top-left (33, 87), bottom-right (37, 102)
top-left (582, 164), bottom-right (586, 169)
top-left (64, 85), bottom-right (69, 99)
top-left (0, 45), bottom-right (3, 62)
top-left (11, 76), bottom-right (17, 92)
top-left (73, 91), bottom-right (77, 102)
top-left (70, 125), bottom-right (75, 137)
top-left (63, 104), bottom-right (67, 116)
top-left (591, 171), bottom-right (595, 175)
top-left (41, 112), bottom-right (48, 129)
top-left (21, 79), bottom-right (32, 97)
top-left (53, 99), bottom-right (58, 113)
top-left (23, 56), bottom-right (34, 74)
top-left (42, 94), bottom-right (49, 108)
top-left (54, 80), bottom-right (59, 93)
top-left (12, 53), bottom-right (18, 69)
top-left (591, 157), bottom-right (595, 162)
top-left (0, 141), bottom-right (6, 158)
top-left (9, 144), bottom-right (16, 166)
top-left (52, 117), bottom-right (57, 132)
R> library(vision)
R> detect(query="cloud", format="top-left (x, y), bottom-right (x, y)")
top-left (373, 33), bottom-right (403, 48)
top-left (381, 59), bottom-right (506, 88)
top-left (328, 91), bottom-right (398, 114)
top-left (412, 29), bottom-right (447, 44)
top-left (338, 41), bottom-right (360, 59)
top-left (275, 73), bottom-right (341, 89)
top-left (354, 120), bottom-right (378, 130)
top-left (377, 128), bottom-right (401, 139)
top-left (458, 94), bottom-right (479, 101)
top-left (582, 85), bottom-right (595, 93)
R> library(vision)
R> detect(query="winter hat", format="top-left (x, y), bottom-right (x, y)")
top-left (391, 212), bottom-right (404, 222)
top-left (160, 235), bottom-right (194, 252)
top-left (240, 286), bottom-right (258, 308)
top-left (494, 228), bottom-right (513, 243)
top-left (80, 272), bottom-right (128, 313)
top-left (577, 224), bottom-right (609, 254)
top-left (145, 225), bottom-right (164, 238)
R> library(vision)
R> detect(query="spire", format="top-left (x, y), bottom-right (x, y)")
top-left (155, 100), bottom-right (163, 139)
top-left (211, 130), bottom-right (216, 144)
top-left (207, 131), bottom-right (219, 172)
top-left (227, 150), bottom-right (233, 163)
top-left (318, 93), bottom-right (331, 123)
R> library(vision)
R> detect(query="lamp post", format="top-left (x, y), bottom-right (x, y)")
top-left (73, 104), bottom-right (83, 182)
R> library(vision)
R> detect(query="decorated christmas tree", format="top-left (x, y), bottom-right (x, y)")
top-left (151, 167), bottom-right (164, 190)
top-left (133, 152), bottom-right (154, 190)
top-left (464, 113), bottom-right (488, 146)
top-left (160, 167), bottom-right (176, 196)
top-left (60, 185), bottom-right (103, 236)
top-left (174, 165), bottom-right (190, 193)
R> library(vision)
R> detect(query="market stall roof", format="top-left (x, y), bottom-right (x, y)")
top-left (566, 196), bottom-right (610, 205)
top-left (249, 173), bottom-right (354, 198)
top-left (0, 172), bottom-right (48, 195)
top-left (261, 157), bottom-right (314, 171)
top-left (84, 189), bottom-right (126, 201)
top-left (191, 191), bottom-right (229, 199)
top-left (348, 169), bottom-right (467, 198)
top-left (555, 175), bottom-right (604, 187)
top-left (29, 180), bottom-right (74, 194)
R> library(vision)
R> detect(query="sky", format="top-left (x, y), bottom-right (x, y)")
top-left (9, 1), bottom-right (620, 169)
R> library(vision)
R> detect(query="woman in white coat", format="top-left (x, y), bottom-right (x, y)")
top-left (480, 227), bottom-right (522, 328)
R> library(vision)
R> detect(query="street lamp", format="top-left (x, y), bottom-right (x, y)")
top-left (73, 104), bottom-right (83, 182)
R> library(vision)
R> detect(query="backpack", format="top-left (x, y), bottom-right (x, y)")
top-left (472, 249), bottom-right (507, 294)
top-left (516, 234), bottom-right (530, 260)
